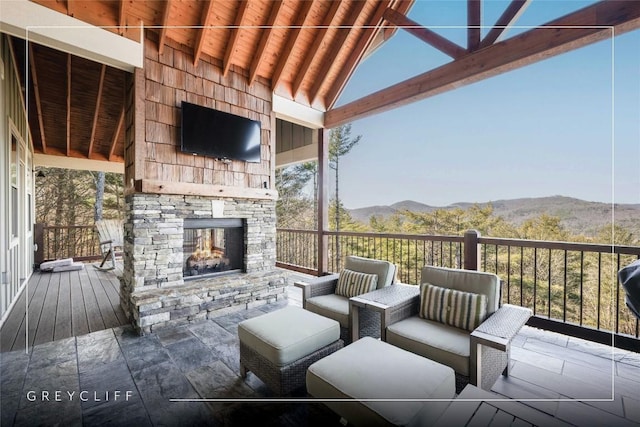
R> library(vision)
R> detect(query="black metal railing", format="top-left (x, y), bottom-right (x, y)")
top-left (276, 228), bottom-right (640, 346)
top-left (33, 224), bottom-right (640, 347)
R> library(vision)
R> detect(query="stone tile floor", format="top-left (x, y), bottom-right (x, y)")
top-left (2, 285), bottom-right (639, 426)
top-left (0, 296), bottom-right (345, 427)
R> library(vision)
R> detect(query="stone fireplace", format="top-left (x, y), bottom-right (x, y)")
top-left (119, 36), bottom-right (287, 334)
top-left (120, 193), bottom-right (287, 334)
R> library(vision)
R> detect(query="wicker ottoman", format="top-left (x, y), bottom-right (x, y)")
top-left (306, 337), bottom-right (455, 426)
top-left (238, 306), bottom-right (343, 395)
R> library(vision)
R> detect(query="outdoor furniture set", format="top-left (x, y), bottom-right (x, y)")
top-left (238, 256), bottom-right (533, 426)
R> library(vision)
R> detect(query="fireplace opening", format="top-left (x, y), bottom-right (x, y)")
top-left (183, 218), bottom-right (244, 279)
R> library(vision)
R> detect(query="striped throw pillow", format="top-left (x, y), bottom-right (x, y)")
top-left (420, 283), bottom-right (487, 331)
top-left (335, 269), bottom-right (378, 298)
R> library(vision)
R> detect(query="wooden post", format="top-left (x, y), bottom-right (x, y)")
top-left (464, 229), bottom-right (481, 271)
top-left (317, 128), bottom-right (329, 276)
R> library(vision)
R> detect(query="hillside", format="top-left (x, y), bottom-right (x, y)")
top-left (349, 196), bottom-right (640, 237)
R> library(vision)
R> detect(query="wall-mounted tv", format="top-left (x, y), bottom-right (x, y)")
top-left (180, 101), bottom-right (261, 163)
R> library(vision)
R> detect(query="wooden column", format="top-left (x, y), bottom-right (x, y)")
top-left (317, 128), bottom-right (329, 276)
top-left (464, 229), bottom-right (481, 271)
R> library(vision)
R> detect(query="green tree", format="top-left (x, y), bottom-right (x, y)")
top-left (329, 124), bottom-right (361, 233)
top-left (275, 163), bottom-right (315, 229)
top-left (328, 124), bottom-right (361, 263)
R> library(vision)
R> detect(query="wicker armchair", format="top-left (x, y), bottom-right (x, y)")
top-left (384, 266), bottom-right (532, 392)
top-left (295, 256), bottom-right (397, 344)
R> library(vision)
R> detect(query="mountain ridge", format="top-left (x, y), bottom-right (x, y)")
top-left (348, 196), bottom-right (640, 236)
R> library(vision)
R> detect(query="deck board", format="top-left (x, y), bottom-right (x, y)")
top-left (70, 269), bottom-right (89, 336)
top-left (33, 272), bottom-right (59, 346)
top-left (54, 270), bottom-right (72, 340)
top-left (0, 264), bottom-right (128, 352)
top-left (79, 267), bottom-right (107, 332)
top-left (86, 267), bottom-right (120, 329)
top-left (26, 271), bottom-right (52, 347)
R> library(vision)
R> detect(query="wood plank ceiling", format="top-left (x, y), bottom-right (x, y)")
top-left (11, 1), bottom-right (640, 166)
top-left (15, 0), bottom-right (412, 166)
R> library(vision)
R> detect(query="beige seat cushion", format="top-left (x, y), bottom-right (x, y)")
top-left (386, 316), bottom-right (471, 376)
top-left (305, 294), bottom-right (350, 328)
top-left (307, 337), bottom-right (455, 426)
top-left (238, 306), bottom-right (340, 366)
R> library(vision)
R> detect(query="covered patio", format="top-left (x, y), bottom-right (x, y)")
top-left (1, 0), bottom-right (640, 426)
top-left (1, 269), bottom-right (639, 426)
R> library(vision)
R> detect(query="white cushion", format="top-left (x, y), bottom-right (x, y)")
top-left (386, 316), bottom-right (471, 376)
top-left (305, 294), bottom-right (350, 328)
top-left (307, 337), bottom-right (455, 426)
top-left (238, 306), bottom-right (340, 366)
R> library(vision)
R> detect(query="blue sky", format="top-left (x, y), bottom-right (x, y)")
top-left (332, 0), bottom-right (640, 209)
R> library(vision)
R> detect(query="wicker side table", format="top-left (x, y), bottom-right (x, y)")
top-left (470, 304), bottom-right (532, 390)
top-left (349, 283), bottom-right (420, 343)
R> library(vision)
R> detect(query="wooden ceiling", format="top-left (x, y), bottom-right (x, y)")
top-left (14, 0), bottom-right (412, 165)
top-left (10, 37), bottom-right (127, 163)
top-left (29, 0), bottom-right (412, 110)
top-left (9, 1), bottom-right (640, 167)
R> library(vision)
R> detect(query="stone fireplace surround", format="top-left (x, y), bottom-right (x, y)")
top-left (120, 193), bottom-right (287, 334)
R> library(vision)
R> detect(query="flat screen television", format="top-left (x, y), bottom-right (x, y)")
top-left (180, 101), bottom-right (261, 163)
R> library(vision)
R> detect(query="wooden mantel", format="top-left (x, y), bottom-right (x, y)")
top-left (127, 179), bottom-right (278, 201)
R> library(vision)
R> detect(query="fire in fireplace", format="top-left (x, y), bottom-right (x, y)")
top-left (183, 218), bottom-right (244, 279)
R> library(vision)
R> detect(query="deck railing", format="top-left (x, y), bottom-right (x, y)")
top-left (35, 224), bottom-right (102, 262)
top-left (276, 228), bottom-right (640, 348)
top-left (33, 224), bottom-right (640, 348)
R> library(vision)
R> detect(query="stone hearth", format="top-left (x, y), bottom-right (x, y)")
top-left (120, 193), bottom-right (287, 334)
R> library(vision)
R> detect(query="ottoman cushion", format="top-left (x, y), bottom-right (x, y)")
top-left (307, 337), bottom-right (455, 426)
top-left (238, 306), bottom-right (340, 366)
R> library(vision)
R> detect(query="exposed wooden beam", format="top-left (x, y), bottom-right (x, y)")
top-left (325, 1), bottom-right (391, 109)
top-left (67, 0), bottom-right (75, 17)
top-left (223, 0), bottom-right (250, 77)
top-left (292, 0), bottom-right (341, 99)
top-left (28, 44), bottom-right (47, 154)
top-left (109, 107), bottom-right (125, 161)
top-left (325, 0), bottom-right (640, 128)
top-left (88, 64), bottom-right (106, 159)
top-left (119, 0), bottom-right (128, 36)
top-left (193, 0), bottom-right (216, 66)
top-left (383, 7), bottom-right (466, 59)
top-left (248, 0), bottom-right (284, 86)
top-left (480, 0), bottom-right (531, 48)
top-left (468, 0), bottom-right (481, 52)
top-left (270, 0), bottom-right (314, 90)
top-left (309, 0), bottom-right (367, 105)
top-left (66, 53), bottom-right (71, 157)
top-left (158, 0), bottom-right (172, 55)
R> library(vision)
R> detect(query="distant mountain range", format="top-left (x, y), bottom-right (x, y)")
top-left (348, 196), bottom-right (640, 236)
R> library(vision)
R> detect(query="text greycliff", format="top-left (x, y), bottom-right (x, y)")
top-left (26, 390), bottom-right (133, 402)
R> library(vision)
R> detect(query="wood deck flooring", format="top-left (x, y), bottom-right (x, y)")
top-left (0, 263), bottom-right (128, 352)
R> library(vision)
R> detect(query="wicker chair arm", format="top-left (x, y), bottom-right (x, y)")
top-left (294, 273), bottom-right (340, 302)
top-left (471, 304), bottom-right (532, 350)
top-left (386, 294), bottom-right (420, 326)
